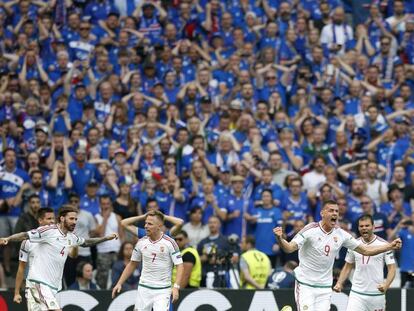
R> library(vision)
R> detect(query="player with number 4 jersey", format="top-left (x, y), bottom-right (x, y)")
top-left (334, 214), bottom-right (396, 311)
top-left (0, 205), bottom-right (118, 311)
top-left (273, 200), bottom-right (402, 311)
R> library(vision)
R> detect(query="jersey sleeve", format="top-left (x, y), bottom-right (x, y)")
top-left (344, 249), bottom-right (355, 264)
top-left (291, 231), bottom-right (306, 249)
top-left (71, 233), bottom-right (85, 246)
top-left (131, 243), bottom-right (142, 262)
top-left (27, 225), bottom-right (55, 243)
top-left (385, 250), bottom-right (395, 265)
top-left (168, 239), bottom-right (183, 266)
top-left (341, 230), bottom-right (361, 250)
top-left (19, 240), bottom-right (30, 262)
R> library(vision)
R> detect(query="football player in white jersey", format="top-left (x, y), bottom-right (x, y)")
top-left (334, 214), bottom-right (396, 311)
top-left (112, 210), bottom-right (184, 311)
top-left (14, 207), bottom-right (56, 306)
top-left (273, 200), bottom-right (402, 311)
top-left (0, 205), bottom-right (118, 311)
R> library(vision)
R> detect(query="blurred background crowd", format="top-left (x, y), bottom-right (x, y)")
top-left (0, 0), bottom-right (414, 291)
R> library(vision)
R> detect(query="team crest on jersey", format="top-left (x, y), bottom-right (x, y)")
top-left (333, 236), bottom-right (338, 243)
top-left (160, 246), bottom-right (164, 252)
top-left (68, 240), bottom-right (72, 246)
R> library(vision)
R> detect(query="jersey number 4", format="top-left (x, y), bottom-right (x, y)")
top-left (60, 246), bottom-right (65, 256)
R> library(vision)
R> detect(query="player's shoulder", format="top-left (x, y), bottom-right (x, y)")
top-left (298, 222), bottom-right (319, 235)
top-left (372, 235), bottom-right (388, 246)
top-left (35, 224), bottom-right (59, 235)
top-left (137, 236), bottom-right (149, 246)
top-left (161, 234), bottom-right (179, 250)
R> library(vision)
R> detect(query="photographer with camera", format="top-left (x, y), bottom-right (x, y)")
top-left (198, 216), bottom-right (240, 288)
top-left (389, 215), bottom-right (414, 288)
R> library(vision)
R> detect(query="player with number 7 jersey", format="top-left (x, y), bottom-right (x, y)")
top-left (112, 211), bottom-right (183, 311)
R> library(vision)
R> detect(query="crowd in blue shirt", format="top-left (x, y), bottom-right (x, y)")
top-left (1, 0), bottom-right (414, 289)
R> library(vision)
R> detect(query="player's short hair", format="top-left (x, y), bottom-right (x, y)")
top-left (322, 199), bottom-right (338, 210)
top-left (145, 210), bottom-right (165, 223)
top-left (244, 235), bottom-right (256, 247)
top-left (37, 207), bottom-right (54, 220)
top-left (58, 204), bottom-right (78, 221)
top-left (357, 214), bottom-right (374, 225)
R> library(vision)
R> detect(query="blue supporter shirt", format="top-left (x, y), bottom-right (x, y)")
top-left (224, 193), bottom-right (247, 238)
top-left (345, 195), bottom-right (363, 223)
top-left (280, 193), bottom-right (311, 222)
top-left (398, 228), bottom-right (414, 272)
top-left (0, 168), bottom-right (30, 216)
top-left (80, 195), bottom-right (100, 216)
top-left (69, 162), bottom-right (98, 196)
top-left (249, 206), bottom-right (283, 255)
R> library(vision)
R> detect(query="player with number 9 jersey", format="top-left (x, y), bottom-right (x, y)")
top-left (292, 222), bottom-right (360, 288)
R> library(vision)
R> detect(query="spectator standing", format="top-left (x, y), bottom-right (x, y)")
top-left (95, 195), bottom-right (123, 289)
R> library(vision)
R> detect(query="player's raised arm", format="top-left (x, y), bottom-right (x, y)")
top-left (0, 232), bottom-right (29, 245)
top-left (273, 227), bottom-right (298, 254)
top-left (80, 233), bottom-right (118, 247)
top-left (354, 238), bottom-right (402, 256)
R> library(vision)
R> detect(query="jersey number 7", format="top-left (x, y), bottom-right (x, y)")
top-left (151, 252), bottom-right (157, 262)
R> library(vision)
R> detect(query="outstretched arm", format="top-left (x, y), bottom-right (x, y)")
top-left (273, 227), bottom-right (298, 254)
top-left (354, 238), bottom-right (401, 256)
top-left (80, 233), bottom-right (118, 247)
top-left (0, 232), bottom-right (29, 245)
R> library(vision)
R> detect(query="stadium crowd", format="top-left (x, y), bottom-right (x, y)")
top-left (1, 0), bottom-right (414, 291)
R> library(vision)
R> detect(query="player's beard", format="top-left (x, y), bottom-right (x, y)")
top-left (64, 219), bottom-right (76, 232)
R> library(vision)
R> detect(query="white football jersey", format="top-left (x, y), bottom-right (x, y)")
top-left (292, 222), bottom-right (361, 287)
top-left (132, 234), bottom-right (183, 289)
top-left (346, 235), bottom-right (395, 295)
top-left (19, 239), bottom-right (36, 264)
top-left (27, 225), bottom-right (85, 291)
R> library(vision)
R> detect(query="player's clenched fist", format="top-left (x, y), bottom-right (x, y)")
top-left (0, 238), bottom-right (8, 246)
top-left (273, 227), bottom-right (283, 237)
top-left (390, 238), bottom-right (402, 250)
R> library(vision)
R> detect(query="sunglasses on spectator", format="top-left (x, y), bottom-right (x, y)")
top-left (361, 201), bottom-right (371, 205)
top-left (166, 162), bottom-right (175, 165)
top-left (266, 76), bottom-right (276, 80)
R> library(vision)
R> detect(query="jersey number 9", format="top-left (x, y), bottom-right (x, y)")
top-left (324, 245), bottom-right (330, 256)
